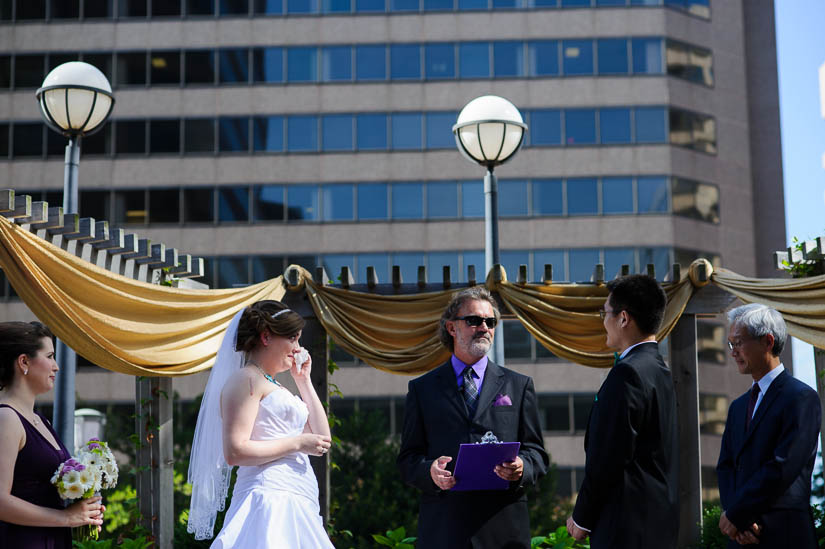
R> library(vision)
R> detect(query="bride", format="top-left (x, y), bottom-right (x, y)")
top-left (187, 300), bottom-right (334, 548)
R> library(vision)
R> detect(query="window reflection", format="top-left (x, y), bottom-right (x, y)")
top-left (321, 47), bottom-right (351, 81)
top-left (424, 44), bottom-right (455, 79)
top-left (287, 186), bottom-right (319, 220)
top-left (671, 177), bottom-right (719, 223)
top-left (218, 186), bottom-right (250, 222)
top-left (699, 394), bottom-right (728, 435)
top-left (697, 321), bottom-right (726, 365)
top-left (253, 116), bottom-right (284, 152)
top-left (253, 47), bottom-right (284, 83)
top-left (219, 48), bottom-right (249, 83)
top-left (666, 39), bottom-right (713, 86)
top-left (150, 50), bottom-right (180, 85)
top-left (322, 184), bottom-right (354, 220)
top-left (528, 41), bottom-right (559, 76)
top-left (254, 185), bottom-right (285, 221)
top-left (637, 176), bottom-right (668, 213)
top-left (562, 40), bottom-right (593, 75)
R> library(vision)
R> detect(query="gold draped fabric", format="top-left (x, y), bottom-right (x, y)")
top-left (0, 216), bottom-right (285, 376)
top-left (1, 211), bottom-right (823, 378)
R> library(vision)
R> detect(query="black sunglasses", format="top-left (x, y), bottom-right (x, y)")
top-left (455, 315), bottom-right (498, 329)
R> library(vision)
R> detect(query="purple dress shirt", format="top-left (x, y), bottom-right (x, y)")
top-left (451, 354), bottom-right (488, 396)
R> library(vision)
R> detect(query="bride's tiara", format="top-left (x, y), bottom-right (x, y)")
top-left (272, 309), bottom-right (291, 318)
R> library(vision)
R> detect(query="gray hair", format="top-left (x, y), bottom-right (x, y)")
top-left (727, 303), bottom-right (787, 357)
top-left (438, 287), bottom-right (500, 352)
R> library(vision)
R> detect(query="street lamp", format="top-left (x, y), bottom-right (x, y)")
top-left (36, 61), bottom-right (114, 450)
top-left (453, 95), bottom-right (527, 365)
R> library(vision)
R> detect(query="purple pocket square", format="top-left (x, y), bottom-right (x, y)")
top-left (493, 394), bottom-right (512, 407)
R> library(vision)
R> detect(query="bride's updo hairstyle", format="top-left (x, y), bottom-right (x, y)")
top-left (236, 300), bottom-right (305, 353)
top-left (0, 321), bottom-right (54, 390)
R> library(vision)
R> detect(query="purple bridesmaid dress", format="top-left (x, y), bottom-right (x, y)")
top-left (0, 404), bottom-right (72, 548)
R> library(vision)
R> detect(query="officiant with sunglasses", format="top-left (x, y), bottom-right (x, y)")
top-left (398, 286), bottom-right (548, 549)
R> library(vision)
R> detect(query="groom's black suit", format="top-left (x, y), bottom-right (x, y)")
top-left (398, 360), bottom-right (548, 549)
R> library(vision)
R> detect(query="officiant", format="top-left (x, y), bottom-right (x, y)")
top-left (397, 287), bottom-right (548, 549)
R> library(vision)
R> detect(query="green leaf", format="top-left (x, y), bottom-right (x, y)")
top-left (372, 534), bottom-right (393, 546)
top-left (388, 526), bottom-right (406, 541)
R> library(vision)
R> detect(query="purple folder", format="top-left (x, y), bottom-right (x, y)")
top-left (450, 442), bottom-right (521, 491)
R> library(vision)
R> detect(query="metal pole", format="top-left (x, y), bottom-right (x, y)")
top-left (54, 136), bottom-right (80, 452)
top-left (484, 169), bottom-right (505, 366)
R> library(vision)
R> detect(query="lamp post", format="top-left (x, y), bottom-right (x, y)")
top-left (453, 95), bottom-right (526, 365)
top-left (36, 62), bottom-right (114, 450)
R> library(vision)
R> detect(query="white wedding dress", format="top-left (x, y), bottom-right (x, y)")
top-left (211, 387), bottom-right (335, 549)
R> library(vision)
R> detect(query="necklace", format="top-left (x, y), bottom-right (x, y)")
top-left (249, 362), bottom-right (281, 387)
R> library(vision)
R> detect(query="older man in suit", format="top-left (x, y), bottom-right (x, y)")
top-left (716, 304), bottom-right (820, 548)
top-left (397, 286), bottom-right (548, 549)
top-left (567, 274), bottom-right (679, 548)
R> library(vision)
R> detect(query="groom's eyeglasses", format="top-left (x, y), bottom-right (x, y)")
top-left (455, 315), bottom-right (498, 329)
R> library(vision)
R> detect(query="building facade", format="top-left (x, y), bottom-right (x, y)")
top-left (0, 0), bottom-right (786, 500)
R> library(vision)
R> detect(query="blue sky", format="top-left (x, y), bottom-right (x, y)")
top-left (775, 0), bottom-right (825, 389)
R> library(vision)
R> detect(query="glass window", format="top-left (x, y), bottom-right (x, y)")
top-left (428, 252), bottom-right (458, 283)
top-left (599, 107), bottom-right (631, 144)
top-left (493, 42), bottom-right (524, 77)
top-left (501, 250), bottom-right (529, 282)
top-left (184, 188), bottom-right (214, 222)
top-left (459, 43), bottom-right (490, 78)
top-left (604, 247), bottom-right (635, 278)
top-left (218, 48), bottom-right (249, 84)
top-left (602, 177), bottom-right (633, 214)
top-left (459, 0), bottom-right (486, 10)
top-left (287, 48), bottom-right (317, 82)
top-left (499, 180), bottom-right (528, 216)
top-left (635, 106), bottom-right (667, 143)
top-left (691, 112), bottom-right (716, 154)
top-left (567, 178), bottom-right (598, 215)
top-left (287, 0), bottom-right (316, 12)
top-left (596, 0), bottom-right (625, 4)
top-left (322, 184), bottom-right (354, 220)
top-left (561, 0), bottom-right (590, 5)
top-left (356, 114), bottom-right (387, 150)
top-left (671, 177), bottom-right (719, 223)
top-left (632, 38), bottom-right (663, 74)
top-left (638, 176), bottom-right (668, 213)
top-left (0, 123), bottom-right (8, 158)
top-left (150, 51), bottom-right (180, 85)
top-left (323, 254), bottom-right (355, 283)
top-left (528, 41), bottom-right (559, 76)
top-left (324, 0), bottom-right (351, 11)
top-left (252, 47), bottom-right (283, 83)
top-left (81, 190), bottom-right (110, 221)
top-left (569, 248), bottom-right (599, 282)
top-left (16, 0), bottom-right (46, 18)
top-left (391, 113), bottom-right (422, 150)
top-left (426, 181), bottom-right (458, 218)
top-left (356, 0), bottom-right (383, 11)
top-left (461, 181), bottom-right (483, 218)
top-left (184, 118), bottom-right (215, 153)
top-left (82, 126), bottom-right (110, 156)
top-left (639, 247), bottom-right (670, 280)
top-left (699, 394), bottom-right (728, 435)
top-left (287, 185), bottom-right (318, 220)
top-left (565, 109), bottom-right (596, 145)
top-left (254, 0), bottom-right (283, 12)
top-left (532, 178), bottom-right (562, 215)
top-left (532, 0), bottom-right (557, 6)
top-left (597, 38), bottom-right (628, 74)
top-left (149, 119), bottom-right (180, 153)
top-left (219, 0), bottom-right (248, 13)
top-left (113, 190), bottom-right (146, 224)
top-left (219, 117), bottom-right (249, 152)
top-left (149, 189), bottom-right (179, 224)
top-left (48, 53), bottom-right (80, 72)
top-left (391, 252), bottom-right (425, 283)
top-left (218, 186), bottom-right (250, 222)
top-left (357, 253), bottom-right (389, 283)
top-left (425, 112), bottom-right (456, 149)
top-left (116, 52), bottom-right (147, 86)
top-left (533, 250), bottom-right (565, 282)
top-left (391, 183), bottom-right (423, 219)
top-left (423, 0), bottom-right (451, 8)
top-left (562, 40), bottom-right (593, 75)
top-left (0, 56), bottom-right (11, 88)
top-left (152, 0), bottom-right (181, 14)
top-left (185, 50), bottom-right (215, 85)
top-left (666, 40), bottom-right (713, 86)
top-left (48, 129), bottom-right (66, 157)
top-left (530, 110), bottom-right (562, 146)
top-left (573, 394), bottom-right (594, 432)
top-left (118, 0), bottom-right (147, 16)
top-left (252, 256), bottom-right (285, 282)
top-left (391, 0), bottom-right (418, 10)
top-left (12, 123), bottom-right (43, 157)
top-left (254, 185), bottom-right (285, 221)
top-left (697, 322), bottom-right (727, 365)
top-left (81, 53), bottom-right (112, 82)
top-left (287, 115), bottom-right (318, 152)
top-left (355, 46), bottom-right (386, 81)
top-left (321, 114), bottom-right (353, 151)
top-left (187, 0), bottom-right (214, 15)
top-left (462, 251), bottom-right (484, 281)
top-left (13, 54), bottom-right (45, 88)
top-left (539, 395), bottom-right (570, 432)
top-left (424, 44), bottom-right (455, 79)
top-left (217, 257), bottom-right (248, 288)
top-left (357, 182), bottom-right (388, 220)
top-left (116, 120), bottom-right (146, 154)
top-left (253, 116), bottom-right (284, 152)
top-left (390, 44), bottom-right (421, 79)
top-left (504, 320), bottom-right (531, 359)
top-left (321, 47), bottom-right (351, 81)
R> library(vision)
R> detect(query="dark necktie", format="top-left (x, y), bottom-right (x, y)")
top-left (745, 383), bottom-right (761, 431)
top-left (462, 366), bottom-right (478, 417)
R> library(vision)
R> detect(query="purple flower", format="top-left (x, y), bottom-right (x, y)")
top-left (493, 393), bottom-right (512, 407)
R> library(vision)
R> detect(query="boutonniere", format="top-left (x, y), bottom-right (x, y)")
top-left (493, 393), bottom-right (512, 407)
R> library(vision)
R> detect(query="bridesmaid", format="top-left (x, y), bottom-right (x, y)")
top-left (0, 321), bottom-right (104, 547)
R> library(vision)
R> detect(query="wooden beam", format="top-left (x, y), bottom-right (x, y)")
top-left (442, 266), bottom-right (451, 289)
top-left (366, 266), bottom-right (378, 289)
top-left (669, 314), bottom-right (702, 548)
top-left (591, 263), bottom-right (604, 284)
top-left (417, 266), bottom-right (427, 289)
top-left (467, 265), bottom-right (477, 286)
top-left (31, 206), bottom-right (64, 231)
top-left (391, 265), bottom-right (402, 289)
top-left (517, 264), bottom-right (528, 284)
top-left (16, 200), bottom-right (48, 225)
top-left (2, 195), bottom-right (31, 219)
top-left (542, 264), bottom-right (552, 284)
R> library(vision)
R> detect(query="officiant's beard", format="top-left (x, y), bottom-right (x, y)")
top-left (467, 335), bottom-right (492, 357)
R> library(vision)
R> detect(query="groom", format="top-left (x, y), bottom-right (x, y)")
top-left (397, 287), bottom-right (548, 549)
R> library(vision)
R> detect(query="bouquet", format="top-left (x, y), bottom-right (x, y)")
top-left (51, 438), bottom-right (119, 540)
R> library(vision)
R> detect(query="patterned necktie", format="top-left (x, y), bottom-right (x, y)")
top-left (745, 383), bottom-right (761, 431)
top-left (462, 366), bottom-right (478, 416)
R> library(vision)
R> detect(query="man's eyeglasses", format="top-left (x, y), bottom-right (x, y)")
top-left (455, 315), bottom-right (498, 329)
top-left (599, 309), bottom-right (616, 320)
top-left (727, 339), bottom-right (750, 350)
